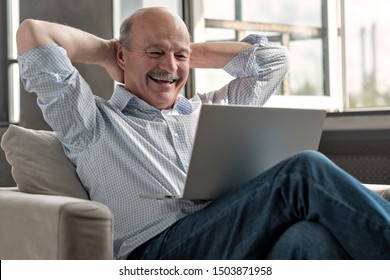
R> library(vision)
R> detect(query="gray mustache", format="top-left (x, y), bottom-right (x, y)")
top-left (148, 71), bottom-right (180, 81)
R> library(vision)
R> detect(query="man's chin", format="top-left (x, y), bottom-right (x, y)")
top-left (147, 92), bottom-right (179, 110)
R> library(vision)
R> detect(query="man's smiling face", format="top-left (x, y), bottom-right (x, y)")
top-left (119, 8), bottom-right (190, 110)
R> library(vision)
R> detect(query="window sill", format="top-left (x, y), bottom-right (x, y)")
top-left (323, 111), bottom-right (390, 141)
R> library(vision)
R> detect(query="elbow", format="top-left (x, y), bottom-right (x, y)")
top-left (17, 19), bottom-right (36, 55)
top-left (16, 19), bottom-right (45, 55)
top-left (278, 45), bottom-right (290, 77)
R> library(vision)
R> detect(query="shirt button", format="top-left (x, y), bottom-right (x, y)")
top-left (174, 132), bottom-right (179, 138)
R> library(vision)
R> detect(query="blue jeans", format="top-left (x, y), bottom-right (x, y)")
top-left (128, 151), bottom-right (390, 259)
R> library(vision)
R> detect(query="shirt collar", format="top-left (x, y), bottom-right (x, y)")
top-left (109, 85), bottom-right (194, 115)
top-left (171, 96), bottom-right (193, 115)
top-left (109, 85), bottom-right (159, 113)
top-left (109, 85), bottom-right (133, 111)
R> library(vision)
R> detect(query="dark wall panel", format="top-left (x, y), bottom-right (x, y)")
top-left (19, 0), bottom-right (114, 129)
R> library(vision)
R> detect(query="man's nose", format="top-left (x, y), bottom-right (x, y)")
top-left (159, 53), bottom-right (178, 73)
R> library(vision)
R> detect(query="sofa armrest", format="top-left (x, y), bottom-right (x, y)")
top-left (364, 184), bottom-right (390, 202)
top-left (0, 188), bottom-right (113, 259)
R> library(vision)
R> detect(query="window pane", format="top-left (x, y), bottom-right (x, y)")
top-left (204, 0), bottom-right (235, 20)
top-left (344, 0), bottom-right (390, 109)
top-left (241, 0), bottom-right (321, 26)
top-left (9, 0), bottom-right (20, 123)
top-left (204, 0), bottom-right (236, 41)
top-left (202, 0), bottom-right (325, 97)
top-left (119, 0), bottom-right (182, 21)
top-left (1, 0), bottom-right (20, 123)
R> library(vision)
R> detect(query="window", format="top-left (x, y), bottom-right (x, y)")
top-left (204, 0), bottom-right (325, 97)
top-left (193, 0), bottom-right (339, 110)
top-left (344, 0), bottom-right (390, 110)
top-left (193, 0), bottom-right (390, 112)
top-left (0, 0), bottom-right (19, 124)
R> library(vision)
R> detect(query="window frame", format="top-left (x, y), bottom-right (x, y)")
top-left (0, 0), bottom-right (9, 125)
top-left (267, 0), bottom-right (344, 111)
top-left (1, 0), bottom-right (20, 125)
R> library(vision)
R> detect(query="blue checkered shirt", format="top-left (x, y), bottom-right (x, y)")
top-left (18, 34), bottom-right (288, 259)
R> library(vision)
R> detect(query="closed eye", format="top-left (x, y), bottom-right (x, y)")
top-left (175, 54), bottom-right (188, 61)
top-left (147, 51), bottom-right (163, 57)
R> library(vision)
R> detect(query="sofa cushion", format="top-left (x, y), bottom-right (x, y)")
top-left (0, 125), bottom-right (89, 199)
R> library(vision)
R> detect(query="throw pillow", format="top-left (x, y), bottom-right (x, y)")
top-left (0, 125), bottom-right (89, 199)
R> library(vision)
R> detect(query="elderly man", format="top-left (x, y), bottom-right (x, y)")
top-left (16, 7), bottom-right (389, 259)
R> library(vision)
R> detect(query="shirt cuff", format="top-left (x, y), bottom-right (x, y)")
top-left (17, 44), bottom-right (74, 92)
top-left (222, 34), bottom-right (269, 78)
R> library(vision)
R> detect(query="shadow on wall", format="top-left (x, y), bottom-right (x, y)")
top-left (0, 127), bottom-right (15, 186)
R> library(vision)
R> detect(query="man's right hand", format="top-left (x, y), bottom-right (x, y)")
top-left (17, 19), bottom-right (124, 83)
top-left (103, 40), bottom-right (124, 83)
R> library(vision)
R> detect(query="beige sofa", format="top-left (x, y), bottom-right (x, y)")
top-left (0, 125), bottom-right (112, 259)
top-left (0, 125), bottom-right (389, 260)
top-left (0, 187), bottom-right (112, 259)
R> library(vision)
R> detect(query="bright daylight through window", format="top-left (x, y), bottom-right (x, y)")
top-left (1, 0), bottom-right (19, 124)
top-left (344, 0), bottom-right (390, 110)
top-left (197, 0), bottom-right (390, 112)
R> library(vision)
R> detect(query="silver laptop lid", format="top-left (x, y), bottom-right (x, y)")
top-left (182, 104), bottom-right (326, 200)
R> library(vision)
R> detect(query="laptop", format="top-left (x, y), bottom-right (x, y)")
top-left (141, 104), bottom-right (326, 200)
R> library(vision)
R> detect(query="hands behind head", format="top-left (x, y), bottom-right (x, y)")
top-left (104, 39), bottom-right (125, 83)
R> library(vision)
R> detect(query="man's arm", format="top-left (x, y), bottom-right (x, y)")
top-left (16, 20), bottom-right (123, 150)
top-left (190, 42), bottom-right (251, 69)
top-left (194, 34), bottom-right (289, 106)
top-left (16, 19), bottom-right (123, 82)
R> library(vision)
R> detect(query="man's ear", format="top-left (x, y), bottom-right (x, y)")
top-left (115, 42), bottom-right (126, 70)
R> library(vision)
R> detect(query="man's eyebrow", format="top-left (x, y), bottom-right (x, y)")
top-left (145, 44), bottom-right (164, 50)
top-left (145, 44), bottom-right (190, 53)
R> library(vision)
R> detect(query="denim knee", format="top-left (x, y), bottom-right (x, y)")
top-left (267, 221), bottom-right (351, 260)
top-left (277, 150), bottom-right (339, 179)
top-left (289, 150), bottom-right (330, 166)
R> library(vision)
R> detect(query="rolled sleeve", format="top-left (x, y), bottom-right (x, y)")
top-left (223, 34), bottom-right (289, 79)
top-left (17, 44), bottom-right (99, 151)
top-left (207, 34), bottom-right (289, 106)
top-left (18, 44), bottom-right (75, 102)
